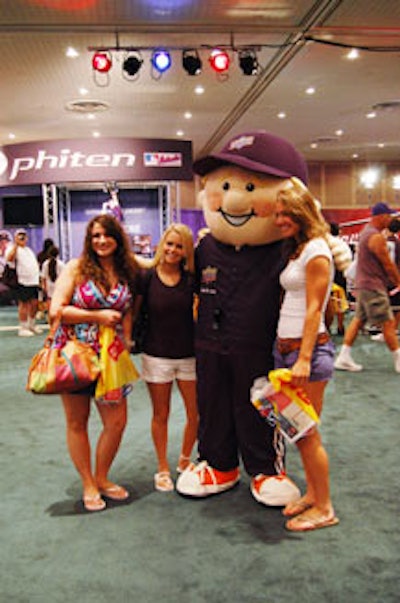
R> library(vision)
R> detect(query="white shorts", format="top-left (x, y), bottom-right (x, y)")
top-left (141, 354), bottom-right (196, 383)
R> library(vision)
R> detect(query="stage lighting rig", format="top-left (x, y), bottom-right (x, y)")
top-left (209, 49), bottom-right (230, 73)
top-left (151, 49), bottom-right (172, 78)
top-left (182, 50), bottom-right (202, 76)
top-left (92, 51), bottom-right (112, 73)
top-left (238, 49), bottom-right (260, 75)
top-left (122, 52), bottom-right (143, 80)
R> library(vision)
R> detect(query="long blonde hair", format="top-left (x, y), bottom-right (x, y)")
top-left (277, 177), bottom-right (329, 257)
top-left (152, 223), bottom-right (195, 273)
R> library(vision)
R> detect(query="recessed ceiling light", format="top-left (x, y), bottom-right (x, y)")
top-left (335, 129), bottom-right (344, 136)
top-left (66, 47), bottom-right (79, 59)
top-left (195, 85), bottom-right (205, 95)
top-left (366, 112), bottom-right (376, 119)
top-left (277, 112), bottom-right (286, 119)
top-left (8, 133), bottom-right (15, 139)
top-left (176, 130), bottom-right (184, 137)
top-left (305, 87), bottom-right (315, 95)
top-left (352, 154), bottom-right (359, 159)
top-left (92, 131), bottom-right (100, 138)
top-left (310, 143), bottom-right (318, 148)
top-left (346, 48), bottom-right (359, 60)
top-left (87, 114), bottom-right (96, 120)
top-left (378, 143), bottom-right (385, 148)
top-left (184, 112), bottom-right (192, 119)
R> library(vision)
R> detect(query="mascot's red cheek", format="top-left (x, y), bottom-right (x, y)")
top-left (206, 191), bottom-right (223, 211)
top-left (252, 197), bottom-right (275, 218)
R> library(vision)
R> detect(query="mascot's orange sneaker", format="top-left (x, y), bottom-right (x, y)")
top-left (176, 460), bottom-right (240, 497)
top-left (251, 473), bottom-right (300, 507)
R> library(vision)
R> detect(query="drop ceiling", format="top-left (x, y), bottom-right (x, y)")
top-left (0, 0), bottom-right (399, 165)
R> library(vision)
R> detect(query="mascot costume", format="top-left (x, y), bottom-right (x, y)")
top-left (176, 130), bottom-right (350, 506)
top-left (176, 130), bottom-right (306, 505)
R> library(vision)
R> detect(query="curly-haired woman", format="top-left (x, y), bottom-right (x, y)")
top-left (50, 214), bottom-right (140, 512)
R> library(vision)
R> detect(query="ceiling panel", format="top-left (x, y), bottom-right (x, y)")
top-left (0, 0), bottom-right (399, 164)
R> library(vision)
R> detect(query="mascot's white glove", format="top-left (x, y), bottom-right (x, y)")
top-left (327, 233), bottom-right (352, 273)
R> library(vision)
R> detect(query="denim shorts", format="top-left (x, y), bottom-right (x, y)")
top-left (273, 339), bottom-right (335, 382)
top-left (141, 354), bottom-right (196, 383)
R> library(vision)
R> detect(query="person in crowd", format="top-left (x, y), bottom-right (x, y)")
top-left (273, 178), bottom-right (339, 532)
top-left (334, 203), bottom-right (400, 373)
top-left (36, 237), bottom-right (55, 319)
top-left (50, 214), bottom-right (141, 512)
top-left (344, 243), bottom-right (357, 308)
top-left (325, 223), bottom-right (349, 336)
top-left (0, 230), bottom-right (12, 277)
top-left (37, 237), bottom-right (55, 269)
top-left (139, 223), bottom-right (198, 492)
top-left (5, 228), bottom-right (42, 336)
top-left (371, 217), bottom-right (400, 341)
top-left (0, 230), bottom-right (14, 304)
top-left (387, 218), bottom-right (400, 331)
top-left (41, 246), bottom-right (65, 317)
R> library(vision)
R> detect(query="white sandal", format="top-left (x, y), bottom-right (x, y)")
top-left (154, 471), bottom-right (174, 492)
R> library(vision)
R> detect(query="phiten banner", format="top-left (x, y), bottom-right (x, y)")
top-left (0, 138), bottom-right (193, 186)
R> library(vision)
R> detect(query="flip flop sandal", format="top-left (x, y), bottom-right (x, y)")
top-left (154, 471), bottom-right (174, 492)
top-left (286, 511), bottom-right (339, 532)
top-left (83, 493), bottom-right (106, 512)
top-left (100, 484), bottom-right (129, 501)
top-left (282, 498), bottom-right (313, 517)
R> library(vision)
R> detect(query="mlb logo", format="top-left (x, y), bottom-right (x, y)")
top-left (143, 152), bottom-right (182, 167)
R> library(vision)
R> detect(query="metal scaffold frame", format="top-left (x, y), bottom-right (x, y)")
top-left (41, 184), bottom-right (72, 261)
top-left (42, 180), bottom-right (176, 260)
top-left (58, 186), bottom-right (72, 262)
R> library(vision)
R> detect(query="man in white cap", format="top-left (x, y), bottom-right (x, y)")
top-left (5, 229), bottom-right (42, 336)
top-left (335, 202), bottom-right (400, 373)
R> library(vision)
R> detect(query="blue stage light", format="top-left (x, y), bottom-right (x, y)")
top-left (151, 50), bottom-right (172, 74)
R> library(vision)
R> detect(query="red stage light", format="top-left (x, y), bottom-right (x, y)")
top-left (92, 52), bottom-right (112, 73)
top-left (209, 49), bottom-right (230, 73)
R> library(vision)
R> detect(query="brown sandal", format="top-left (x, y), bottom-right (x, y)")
top-left (282, 497), bottom-right (313, 517)
top-left (286, 510), bottom-right (339, 532)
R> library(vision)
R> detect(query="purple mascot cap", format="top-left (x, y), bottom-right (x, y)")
top-left (193, 130), bottom-right (308, 185)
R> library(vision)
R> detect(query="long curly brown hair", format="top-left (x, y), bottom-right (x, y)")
top-left (78, 214), bottom-right (140, 294)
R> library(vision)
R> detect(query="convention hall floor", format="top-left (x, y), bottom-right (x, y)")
top-left (1, 305), bottom-right (398, 603)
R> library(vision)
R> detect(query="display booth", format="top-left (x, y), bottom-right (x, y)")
top-left (0, 137), bottom-right (193, 259)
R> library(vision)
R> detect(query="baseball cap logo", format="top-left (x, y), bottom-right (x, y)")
top-left (0, 151), bottom-right (8, 176)
top-left (229, 135), bottom-right (255, 151)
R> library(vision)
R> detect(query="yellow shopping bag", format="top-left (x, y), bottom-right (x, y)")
top-left (95, 325), bottom-right (139, 403)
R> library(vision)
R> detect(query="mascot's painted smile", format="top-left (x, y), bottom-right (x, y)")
top-left (218, 208), bottom-right (255, 227)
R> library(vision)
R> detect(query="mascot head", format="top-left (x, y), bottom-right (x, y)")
top-left (193, 130), bottom-right (308, 247)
